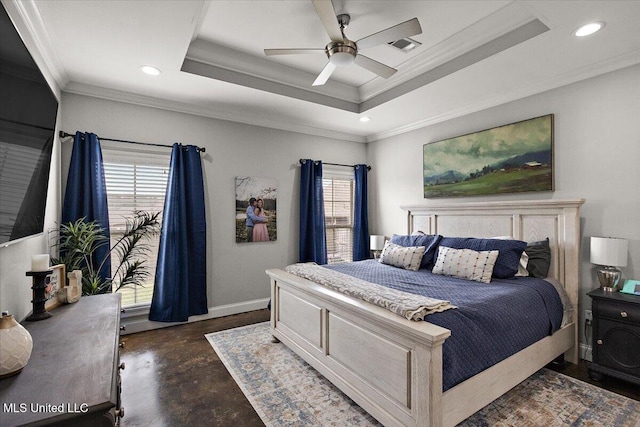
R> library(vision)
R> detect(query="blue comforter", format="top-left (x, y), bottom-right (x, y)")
top-left (325, 260), bottom-right (563, 391)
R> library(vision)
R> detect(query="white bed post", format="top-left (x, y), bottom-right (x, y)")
top-left (414, 340), bottom-right (445, 427)
top-left (562, 204), bottom-right (582, 364)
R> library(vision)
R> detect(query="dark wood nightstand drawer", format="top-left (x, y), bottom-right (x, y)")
top-left (595, 299), bottom-right (640, 323)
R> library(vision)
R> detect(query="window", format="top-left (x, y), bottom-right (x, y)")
top-left (102, 144), bottom-right (169, 307)
top-left (323, 170), bottom-right (354, 264)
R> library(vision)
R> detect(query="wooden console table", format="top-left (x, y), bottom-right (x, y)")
top-left (0, 294), bottom-right (123, 426)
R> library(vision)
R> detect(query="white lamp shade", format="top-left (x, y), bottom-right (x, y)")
top-left (590, 236), bottom-right (628, 267)
top-left (370, 235), bottom-right (386, 251)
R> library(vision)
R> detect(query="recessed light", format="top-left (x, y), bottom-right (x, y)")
top-left (140, 65), bottom-right (162, 76)
top-left (359, 116), bottom-right (371, 122)
top-left (573, 22), bottom-right (605, 37)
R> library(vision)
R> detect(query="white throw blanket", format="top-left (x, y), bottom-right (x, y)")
top-left (285, 263), bottom-right (456, 321)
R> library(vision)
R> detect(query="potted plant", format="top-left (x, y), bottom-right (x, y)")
top-left (52, 211), bottom-right (161, 295)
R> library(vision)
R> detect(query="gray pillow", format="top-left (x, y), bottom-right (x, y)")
top-left (526, 238), bottom-right (551, 278)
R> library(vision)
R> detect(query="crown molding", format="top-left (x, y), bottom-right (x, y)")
top-left (185, 39), bottom-right (360, 105)
top-left (62, 82), bottom-right (367, 143)
top-left (182, 58), bottom-right (360, 113)
top-left (361, 19), bottom-right (549, 113)
top-left (366, 50), bottom-right (640, 142)
top-left (63, 47), bottom-right (640, 147)
top-left (2, 0), bottom-right (68, 99)
top-left (358, 1), bottom-right (539, 101)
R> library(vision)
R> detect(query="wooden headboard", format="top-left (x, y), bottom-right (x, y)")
top-left (401, 199), bottom-right (585, 360)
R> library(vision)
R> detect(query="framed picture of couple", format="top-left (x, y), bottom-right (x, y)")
top-left (235, 176), bottom-right (277, 243)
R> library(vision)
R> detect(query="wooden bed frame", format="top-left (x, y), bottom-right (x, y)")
top-left (266, 199), bottom-right (584, 427)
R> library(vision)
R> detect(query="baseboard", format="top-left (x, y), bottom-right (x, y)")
top-left (119, 298), bottom-right (270, 335)
top-left (580, 343), bottom-right (593, 362)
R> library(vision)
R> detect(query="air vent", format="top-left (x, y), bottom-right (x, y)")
top-left (388, 37), bottom-right (421, 52)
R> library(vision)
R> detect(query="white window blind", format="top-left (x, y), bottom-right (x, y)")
top-left (102, 144), bottom-right (169, 307)
top-left (323, 169), bottom-right (354, 264)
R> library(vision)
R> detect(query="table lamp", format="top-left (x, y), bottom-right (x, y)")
top-left (590, 236), bottom-right (628, 291)
top-left (370, 235), bottom-right (386, 260)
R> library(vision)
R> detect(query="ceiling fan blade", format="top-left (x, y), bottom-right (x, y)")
top-left (356, 18), bottom-right (422, 50)
top-left (264, 48), bottom-right (325, 56)
top-left (354, 55), bottom-right (397, 79)
top-left (311, 0), bottom-right (343, 42)
top-left (312, 61), bottom-right (337, 86)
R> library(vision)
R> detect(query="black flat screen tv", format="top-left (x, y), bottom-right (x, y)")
top-left (0, 3), bottom-right (58, 245)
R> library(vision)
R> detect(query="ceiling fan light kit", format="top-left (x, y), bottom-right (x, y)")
top-left (327, 40), bottom-right (356, 66)
top-left (264, 0), bottom-right (422, 86)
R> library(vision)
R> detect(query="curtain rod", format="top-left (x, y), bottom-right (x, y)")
top-left (299, 159), bottom-right (371, 171)
top-left (59, 131), bottom-right (205, 153)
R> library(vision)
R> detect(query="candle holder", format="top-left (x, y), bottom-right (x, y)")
top-left (25, 270), bottom-right (53, 321)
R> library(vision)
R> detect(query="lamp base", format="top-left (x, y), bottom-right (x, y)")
top-left (597, 265), bottom-right (622, 291)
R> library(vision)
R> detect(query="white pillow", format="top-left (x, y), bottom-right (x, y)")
top-left (378, 241), bottom-right (425, 271)
top-left (432, 246), bottom-right (499, 283)
top-left (516, 251), bottom-right (529, 277)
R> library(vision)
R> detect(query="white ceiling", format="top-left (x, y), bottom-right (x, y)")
top-left (6, 0), bottom-right (640, 142)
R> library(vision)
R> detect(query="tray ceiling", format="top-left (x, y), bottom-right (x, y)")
top-left (6, 0), bottom-right (640, 142)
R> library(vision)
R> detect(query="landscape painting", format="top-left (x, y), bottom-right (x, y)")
top-left (423, 114), bottom-right (553, 198)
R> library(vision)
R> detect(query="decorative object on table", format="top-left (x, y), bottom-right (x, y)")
top-left (52, 211), bottom-right (161, 295)
top-left (0, 311), bottom-right (33, 378)
top-left (26, 270), bottom-right (53, 321)
top-left (57, 270), bottom-right (83, 304)
top-left (370, 235), bottom-right (385, 259)
top-left (423, 114), bottom-right (553, 198)
top-left (31, 254), bottom-right (50, 272)
top-left (590, 236), bottom-right (628, 291)
top-left (44, 264), bottom-right (66, 310)
top-left (621, 279), bottom-right (640, 296)
top-left (235, 176), bottom-right (278, 243)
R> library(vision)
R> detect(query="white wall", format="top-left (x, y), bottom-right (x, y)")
top-left (59, 93), bottom-right (366, 328)
top-left (367, 64), bottom-right (640, 349)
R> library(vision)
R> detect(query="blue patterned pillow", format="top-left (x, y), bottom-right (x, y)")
top-left (390, 234), bottom-right (442, 269)
top-left (436, 237), bottom-right (527, 279)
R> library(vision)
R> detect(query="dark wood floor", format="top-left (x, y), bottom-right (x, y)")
top-left (119, 309), bottom-right (270, 427)
top-left (119, 309), bottom-right (639, 426)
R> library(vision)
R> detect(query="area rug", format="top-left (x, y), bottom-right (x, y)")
top-left (206, 322), bottom-right (640, 427)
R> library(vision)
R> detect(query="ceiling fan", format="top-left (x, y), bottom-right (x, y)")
top-left (264, 0), bottom-right (422, 86)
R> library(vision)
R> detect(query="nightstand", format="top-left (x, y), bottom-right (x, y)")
top-left (587, 288), bottom-right (640, 386)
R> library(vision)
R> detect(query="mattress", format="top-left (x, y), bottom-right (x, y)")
top-left (324, 259), bottom-right (565, 390)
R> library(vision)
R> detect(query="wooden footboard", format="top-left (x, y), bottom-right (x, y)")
top-left (267, 268), bottom-right (451, 427)
top-left (267, 268), bottom-right (576, 427)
